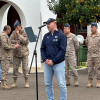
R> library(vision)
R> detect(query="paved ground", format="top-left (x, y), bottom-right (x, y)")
top-left (68, 69), bottom-right (100, 100)
top-left (0, 69), bottom-right (100, 100)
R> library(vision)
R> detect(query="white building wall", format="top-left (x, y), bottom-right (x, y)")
top-left (0, 0), bottom-right (41, 67)
top-left (0, 0), bottom-right (70, 68)
top-left (0, 4), bottom-right (10, 32)
top-left (40, 0), bottom-right (56, 38)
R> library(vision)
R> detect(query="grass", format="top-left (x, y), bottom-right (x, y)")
top-left (69, 62), bottom-right (87, 70)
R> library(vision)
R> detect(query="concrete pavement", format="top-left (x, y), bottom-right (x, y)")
top-left (0, 69), bottom-right (99, 100)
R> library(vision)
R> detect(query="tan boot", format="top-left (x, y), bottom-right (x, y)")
top-left (66, 79), bottom-right (71, 86)
top-left (11, 78), bottom-right (17, 88)
top-left (25, 78), bottom-right (29, 88)
top-left (96, 80), bottom-right (100, 88)
top-left (74, 77), bottom-right (79, 87)
top-left (87, 80), bottom-right (93, 88)
top-left (1, 80), bottom-right (11, 90)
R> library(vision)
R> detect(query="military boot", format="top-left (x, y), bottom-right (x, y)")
top-left (87, 80), bottom-right (93, 88)
top-left (25, 77), bottom-right (29, 88)
top-left (66, 79), bottom-right (71, 86)
top-left (96, 80), bottom-right (100, 88)
top-left (12, 78), bottom-right (17, 88)
top-left (74, 77), bottom-right (79, 87)
top-left (1, 80), bottom-right (11, 90)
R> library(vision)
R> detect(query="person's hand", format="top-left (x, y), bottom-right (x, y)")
top-left (47, 60), bottom-right (54, 66)
top-left (14, 44), bottom-right (20, 48)
top-left (45, 59), bottom-right (49, 64)
top-left (16, 29), bottom-right (20, 36)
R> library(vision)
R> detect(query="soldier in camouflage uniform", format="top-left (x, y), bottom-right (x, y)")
top-left (0, 25), bottom-right (20, 89)
top-left (64, 24), bottom-right (79, 86)
top-left (10, 20), bottom-right (29, 88)
top-left (0, 31), bottom-right (2, 83)
top-left (86, 22), bottom-right (100, 88)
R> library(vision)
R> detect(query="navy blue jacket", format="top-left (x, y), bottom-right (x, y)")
top-left (41, 29), bottom-right (67, 64)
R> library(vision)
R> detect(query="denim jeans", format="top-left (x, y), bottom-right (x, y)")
top-left (44, 61), bottom-right (67, 100)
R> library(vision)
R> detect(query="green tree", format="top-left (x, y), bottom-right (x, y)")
top-left (47, 0), bottom-right (100, 34)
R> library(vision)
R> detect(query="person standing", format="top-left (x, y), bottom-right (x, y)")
top-left (86, 22), bottom-right (100, 88)
top-left (41, 18), bottom-right (67, 100)
top-left (0, 25), bottom-right (20, 89)
top-left (0, 32), bottom-right (2, 83)
top-left (64, 23), bottom-right (79, 86)
top-left (10, 20), bottom-right (29, 88)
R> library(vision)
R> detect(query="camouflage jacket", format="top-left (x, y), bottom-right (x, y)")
top-left (0, 34), bottom-right (2, 60)
top-left (10, 28), bottom-right (29, 57)
top-left (65, 33), bottom-right (79, 57)
top-left (0, 32), bottom-right (14, 60)
top-left (86, 32), bottom-right (100, 58)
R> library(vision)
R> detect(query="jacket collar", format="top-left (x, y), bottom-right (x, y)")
top-left (90, 32), bottom-right (100, 37)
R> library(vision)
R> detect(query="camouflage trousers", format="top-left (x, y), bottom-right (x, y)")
top-left (87, 57), bottom-right (100, 80)
top-left (13, 56), bottom-right (29, 78)
top-left (65, 56), bottom-right (78, 79)
top-left (1, 59), bottom-right (10, 81)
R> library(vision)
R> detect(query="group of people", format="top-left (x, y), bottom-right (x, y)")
top-left (0, 18), bottom-right (100, 100)
top-left (0, 20), bottom-right (29, 89)
top-left (41, 18), bottom-right (100, 100)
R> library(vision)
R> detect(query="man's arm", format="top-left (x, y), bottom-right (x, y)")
top-left (73, 35), bottom-right (79, 54)
top-left (10, 31), bottom-right (18, 44)
top-left (1, 35), bottom-right (16, 50)
top-left (85, 36), bottom-right (88, 46)
top-left (40, 35), bottom-right (47, 62)
top-left (18, 29), bottom-right (29, 45)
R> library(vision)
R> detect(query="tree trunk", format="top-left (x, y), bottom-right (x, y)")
top-left (74, 24), bottom-right (80, 66)
top-left (74, 24), bottom-right (78, 35)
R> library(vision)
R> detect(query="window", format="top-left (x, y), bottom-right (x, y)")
top-left (78, 24), bottom-right (87, 32)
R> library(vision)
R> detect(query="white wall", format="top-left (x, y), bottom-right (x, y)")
top-left (0, 0), bottom-right (41, 67)
top-left (40, 0), bottom-right (56, 38)
top-left (1, 6), bottom-right (10, 32)
top-left (0, 0), bottom-right (57, 67)
top-left (0, 4), bottom-right (10, 32)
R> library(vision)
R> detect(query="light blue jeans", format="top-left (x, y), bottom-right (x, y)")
top-left (44, 61), bottom-right (67, 100)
